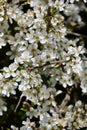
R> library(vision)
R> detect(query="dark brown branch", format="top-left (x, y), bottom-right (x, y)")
top-left (28, 59), bottom-right (69, 71)
top-left (28, 57), bottom-right (87, 72)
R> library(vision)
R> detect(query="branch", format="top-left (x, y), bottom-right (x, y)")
top-left (60, 87), bottom-right (73, 108)
top-left (14, 95), bottom-right (26, 112)
top-left (56, 86), bottom-right (74, 115)
top-left (28, 59), bottom-right (69, 71)
top-left (67, 31), bottom-right (87, 39)
top-left (28, 57), bottom-right (87, 72)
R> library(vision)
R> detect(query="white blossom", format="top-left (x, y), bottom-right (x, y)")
top-left (0, 0), bottom-right (87, 129)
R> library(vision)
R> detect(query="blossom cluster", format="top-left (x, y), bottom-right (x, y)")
top-left (0, 0), bottom-right (87, 129)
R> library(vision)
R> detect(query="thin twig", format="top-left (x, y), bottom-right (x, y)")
top-left (28, 57), bottom-right (87, 72)
top-left (14, 95), bottom-right (24, 113)
top-left (28, 59), bottom-right (69, 71)
top-left (56, 86), bottom-right (74, 115)
top-left (67, 31), bottom-right (87, 39)
top-left (60, 87), bottom-right (74, 108)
